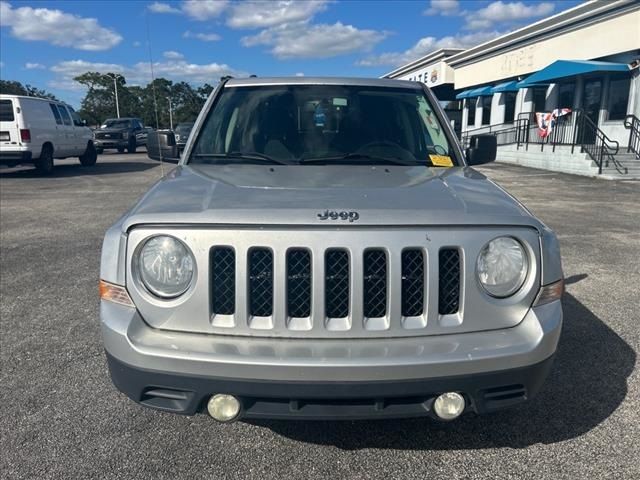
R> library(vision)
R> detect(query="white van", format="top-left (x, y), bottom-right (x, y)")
top-left (0, 95), bottom-right (96, 174)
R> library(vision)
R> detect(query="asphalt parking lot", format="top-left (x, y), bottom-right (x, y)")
top-left (1, 152), bottom-right (639, 479)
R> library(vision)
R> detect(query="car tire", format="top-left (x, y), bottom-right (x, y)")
top-left (35, 145), bottom-right (54, 175)
top-left (79, 142), bottom-right (98, 166)
top-left (96, 147), bottom-right (104, 154)
top-left (127, 137), bottom-right (137, 154)
top-left (117, 146), bottom-right (125, 153)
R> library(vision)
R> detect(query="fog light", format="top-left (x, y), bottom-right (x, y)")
top-left (433, 392), bottom-right (465, 420)
top-left (207, 394), bottom-right (241, 422)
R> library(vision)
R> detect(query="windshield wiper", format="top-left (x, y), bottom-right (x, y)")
top-left (192, 152), bottom-right (290, 165)
top-left (299, 153), bottom-right (422, 166)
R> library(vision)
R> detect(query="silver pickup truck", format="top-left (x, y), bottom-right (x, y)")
top-left (100, 77), bottom-right (563, 422)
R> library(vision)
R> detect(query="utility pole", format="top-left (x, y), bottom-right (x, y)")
top-left (103, 73), bottom-right (123, 118)
top-left (168, 98), bottom-right (173, 130)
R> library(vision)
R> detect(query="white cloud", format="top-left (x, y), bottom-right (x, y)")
top-left (25, 62), bottom-right (45, 69)
top-left (182, 0), bottom-right (228, 21)
top-left (133, 41), bottom-right (142, 47)
top-left (295, 72), bottom-right (305, 77)
top-left (147, 2), bottom-right (181, 14)
top-left (243, 22), bottom-right (387, 59)
top-left (424, 0), bottom-right (460, 16)
top-left (464, 1), bottom-right (555, 30)
top-left (48, 58), bottom-right (246, 91)
top-left (358, 30), bottom-right (503, 67)
top-left (183, 30), bottom-right (221, 41)
top-left (163, 50), bottom-right (184, 59)
top-left (227, 0), bottom-right (328, 29)
top-left (0, 1), bottom-right (122, 51)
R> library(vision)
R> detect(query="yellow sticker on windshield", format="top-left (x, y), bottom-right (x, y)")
top-left (429, 154), bottom-right (454, 167)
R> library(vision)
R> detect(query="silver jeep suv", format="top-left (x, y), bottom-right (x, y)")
top-left (100, 77), bottom-right (563, 422)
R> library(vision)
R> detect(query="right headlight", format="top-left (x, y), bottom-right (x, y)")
top-left (476, 236), bottom-right (528, 298)
top-left (138, 235), bottom-right (195, 298)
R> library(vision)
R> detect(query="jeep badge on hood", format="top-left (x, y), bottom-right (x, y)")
top-left (317, 210), bottom-right (360, 222)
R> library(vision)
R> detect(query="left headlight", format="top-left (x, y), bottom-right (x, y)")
top-left (138, 235), bottom-right (194, 298)
top-left (477, 236), bottom-right (528, 298)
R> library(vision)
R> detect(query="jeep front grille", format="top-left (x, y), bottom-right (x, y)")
top-left (287, 249), bottom-right (312, 318)
top-left (325, 249), bottom-right (350, 319)
top-left (248, 248), bottom-right (273, 317)
top-left (210, 245), bottom-right (462, 334)
top-left (211, 247), bottom-right (235, 315)
top-left (438, 248), bottom-right (461, 315)
top-left (401, 249), bottom-right (424, 317)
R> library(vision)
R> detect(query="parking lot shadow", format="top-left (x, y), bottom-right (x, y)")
top-left (0, 159), bottom-right (158, 178)
top-left (252, 293), bottom-right (635, 450)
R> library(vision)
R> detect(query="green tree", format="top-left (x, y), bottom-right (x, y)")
top-left (0, 79), bottom-right (57, 100)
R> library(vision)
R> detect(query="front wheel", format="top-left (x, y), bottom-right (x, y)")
top-left (35, 145), bottom-right (54, 175)
top-left (79, 142), bottom-right (97, 166)
top-left (127, 136), bottom-right (137, 154)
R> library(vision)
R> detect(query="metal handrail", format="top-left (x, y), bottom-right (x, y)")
top-left (458, 108), bottom-right (630, 174)
top-left (574, 111), bottom-right (623, 174)
top-left (623, 114), bottom-right (640, 159)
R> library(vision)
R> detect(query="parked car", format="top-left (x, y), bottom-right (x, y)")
top-left (174, 122), bottom-right (194, 152)
top-left (94, 117), bottom-right (145, 154)
top-left (100, 77), bottom-right (563, 423)
top-left (0, 94), bottom-right (96, 174)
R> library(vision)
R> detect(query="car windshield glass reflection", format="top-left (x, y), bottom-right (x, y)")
top-left (189, 85), bottom-right (455, 167)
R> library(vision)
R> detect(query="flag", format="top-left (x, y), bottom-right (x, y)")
top-left (536, 109), bottom-right (571, 138)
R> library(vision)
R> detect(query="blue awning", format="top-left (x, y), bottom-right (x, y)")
top-left (491, 81), bottom-right (519, 93)
top-left (456, 85), bottom-right (494, 99)
top-left (517, 60), bottom-right (630, 88)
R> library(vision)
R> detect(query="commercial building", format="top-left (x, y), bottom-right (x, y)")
top-left (383, 0), bottom-right (640, 178)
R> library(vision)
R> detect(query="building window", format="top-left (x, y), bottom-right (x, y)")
top-left (607, 77), bottom-right (630, 121)
top-left (467, 98), bottom-right (476, 127)
top-left (481, 96), bottom-right (491, 125)
top-left (532, 87), bottom-right (547, 113)
top-left (504, 92), bottom-right (517, 123)
top-left (557, 82), bottom-right (575, 110)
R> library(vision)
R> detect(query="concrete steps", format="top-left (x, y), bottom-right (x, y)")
top-left (495, 145), bottom-right (640, 180)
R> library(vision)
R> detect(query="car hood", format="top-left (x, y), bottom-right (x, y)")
top-left (121, 164), bottom-right (540, 230)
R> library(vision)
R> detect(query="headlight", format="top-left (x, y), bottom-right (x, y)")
top-left (138, 235), bottom-right (194, 298)
top-left (477, 236), bottom-right (528, 297)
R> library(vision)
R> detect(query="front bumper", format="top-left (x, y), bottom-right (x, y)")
top-left (102, 300), bottom-right (562, 420)
top-left (95, 139), bottom-right (127, 149)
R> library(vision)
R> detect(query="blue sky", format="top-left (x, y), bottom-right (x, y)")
top-left (0, 0), bottom-right (582, 106)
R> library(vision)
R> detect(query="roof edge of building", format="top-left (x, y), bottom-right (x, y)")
top-left (382, 48), bottom-right (465, 79)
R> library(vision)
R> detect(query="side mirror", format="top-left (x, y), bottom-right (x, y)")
top-left (466, 134), bottom-right (497, 166)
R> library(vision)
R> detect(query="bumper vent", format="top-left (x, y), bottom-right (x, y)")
top-left (211, 247), bottom-right (235, 315)
top-left (363, 250), bottom-right (387, 318)
top-left (287, 249), bottom-right (312, 318)
top-left (325, 249), bottom-right (350, 318)
top-left (249, 248), bottom-right (273, 317)
top-left (402, 249), bottom-right (425, 317)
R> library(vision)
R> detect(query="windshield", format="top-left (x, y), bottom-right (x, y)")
top-left (176, 123), bottom-right (194, 134)
top-left (189, 85), bottom-right (457, 167)
top-left (101, 119), bottom-right (130, 129)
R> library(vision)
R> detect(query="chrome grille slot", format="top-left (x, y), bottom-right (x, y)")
top-left (325, 249), bottom-right (350, 319)
top-left (286, 249), bottom-right (312, 318)
top-left (249, 248), bottom-right (274, 317)
top-left (211, 247), bottom-right (235, 315)
top-left (439, 248), bottom-right (461, 315)
top-left (401, 249), bottom-right (425, 317)
top-left (363, 250), bottom-right (387, 318)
